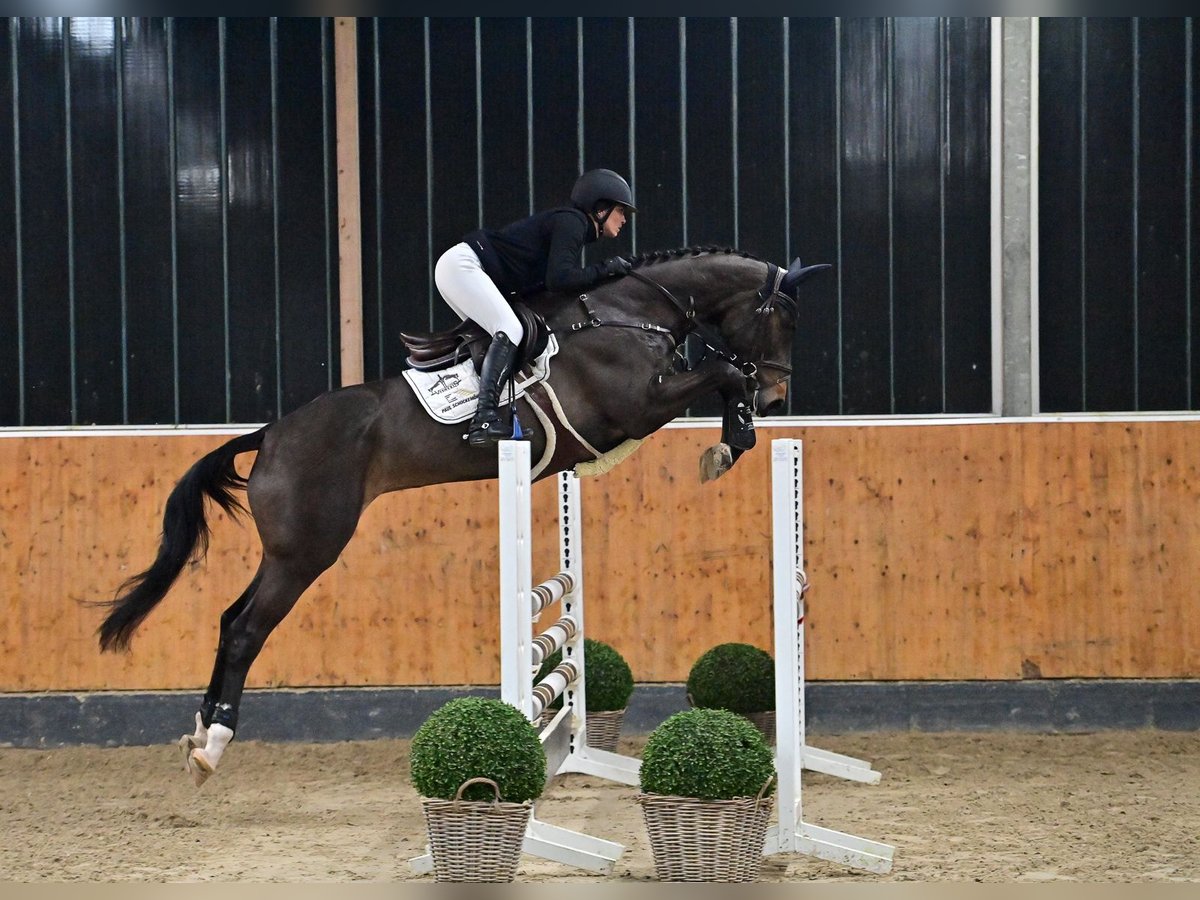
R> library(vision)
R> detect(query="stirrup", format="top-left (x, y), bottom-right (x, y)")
top-left (466, 415), bottom-right (516, 446)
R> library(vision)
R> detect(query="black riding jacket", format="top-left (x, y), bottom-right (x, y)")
top-left (463, 207), bottom-right (610, 297)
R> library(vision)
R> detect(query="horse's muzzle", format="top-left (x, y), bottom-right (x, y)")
top-left (756, 382), bottom-right (788, 415)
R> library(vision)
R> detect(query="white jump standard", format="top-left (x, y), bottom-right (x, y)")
top-left (409, 440), bottom-right (641, 877)
top-left (764, 438), bottom-right (895, 873)
top-left (410, 437), bottom-right (892, 877)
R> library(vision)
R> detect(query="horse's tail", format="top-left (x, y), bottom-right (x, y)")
top-left (96, 426), bottom-right (269, 653)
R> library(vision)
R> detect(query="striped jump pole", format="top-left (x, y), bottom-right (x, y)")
top-left (498, 439), bottom-right (641, 874)
top-left (762, 438), bottom-right (895, 873)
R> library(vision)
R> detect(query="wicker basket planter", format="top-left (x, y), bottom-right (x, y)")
top-left (686, 695), bottom-right (776, 746)
top-left (638, 708), bottom-right (778, 883)
top-left (538, 706), bottom-right (626, 751)
top-left (420, 777), bottom-right (532, 883)
top-left (637, 781), bottom-right (775, 882)
top-left (537, 638), bottom-right (634, 750)
top-left (744, 709), bottom-right (776, 745)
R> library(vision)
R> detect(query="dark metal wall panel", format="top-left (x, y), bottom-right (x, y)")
top-left (428, 18), bottom-right (478, 336)
top-left (683, 19), bottom-right (736, 416)
top-left (1040, 17), bottom-right (1197, 413)
top-left (1038, 18), bottom-right (1085, 412)
top-left (360, 17), bottom-right (429, 380)
top-left (1137, 18), bottom-right (1190, 411)
top-left (736, 18), bottom-right (787, 268)
top-left (582, 17), bottom-right (631, 264)
top-left (684, 18), bottom-right (735, 248)
top-left (15, 18), bottom-right (72, 426)
top-left (225, 17), bottom-right (277, 424)
top-left (0, 19), bottom-right (16, 425)
top-left (68, 18), bottom-right (123, 426)
top-left (2, 16), bottom-right (338, 426)
top-left (631, 18), bottom-right (683, 256)
top-left (530, 19), bottom-right (578, 217)
top-left (276, 17), bottom-right (337, 410)
top-left (480, 19), bottom-right (530, 228)
top-left (1193, 19), bottom-right (1199, 409)
top-left (787, 19), bottom-right (841, 415)
top-left (942, 17), bottom-right (992, 414)
top-left (1083, 18), bottom-right (1136, 412)
top-left (839, 18), bottom-right (893, 415)
top-left (891, 17), bottom-right (945, 413)
top-left (7, 16), bottom-right (988, 424)
top-left (173, 17), bottom-right (227, 424)
top-left (121, 18), bottom-right (176, 425)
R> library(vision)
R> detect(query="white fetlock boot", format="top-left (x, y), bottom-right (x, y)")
top-left (187, 723), bottom-right (234, 788)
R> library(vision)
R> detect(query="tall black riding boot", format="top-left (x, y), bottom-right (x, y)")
top-left (467, 331), bottom-right (518, 447)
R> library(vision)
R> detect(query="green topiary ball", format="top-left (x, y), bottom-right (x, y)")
top-left (410, 697), bottom-right (546, 802)
top-left (640, 707), bottom-right (776, 801)
top-left (686, 642), bottom-right (775, 714)
top-left (536, 637), bottom-right (634, 712)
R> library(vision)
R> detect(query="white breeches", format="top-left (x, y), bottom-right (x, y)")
top-left (434, 243), bottom-right (524, 343)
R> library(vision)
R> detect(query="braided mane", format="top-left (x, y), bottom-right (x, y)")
top-left (627, 245), bottom-right (765, 270)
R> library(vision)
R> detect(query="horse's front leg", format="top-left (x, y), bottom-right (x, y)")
top-left (643, 356), bottom-right (747, 417)
top-left (644, 359), bottom-right (753, 483)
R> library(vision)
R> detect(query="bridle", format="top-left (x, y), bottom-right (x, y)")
top-left (559, 262), bottom-right (796, 391)
top-left (623, 263), bottom-right (797, 388)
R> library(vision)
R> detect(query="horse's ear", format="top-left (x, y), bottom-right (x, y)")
top-left (780, 257), bottom-right (832, 296)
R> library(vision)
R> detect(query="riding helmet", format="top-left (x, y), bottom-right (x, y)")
top-left (571, 169), bottom-right (636, 215)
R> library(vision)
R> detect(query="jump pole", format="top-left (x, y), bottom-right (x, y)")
top-left (763, 438), bottom-right (895, 873)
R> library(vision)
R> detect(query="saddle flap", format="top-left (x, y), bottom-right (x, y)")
top-left (402, 302), bottom-right (551, 373)
top-left (512, 303), bottom-right (550, 367)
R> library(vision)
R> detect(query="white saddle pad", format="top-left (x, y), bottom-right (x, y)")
top-left (402, 334), bottom-right (559, 425)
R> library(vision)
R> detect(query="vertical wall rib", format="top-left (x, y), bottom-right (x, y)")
top-left (731, 17), bottom-right (739, 248)
top-left (64, 18), bottom-right (76, 424)
top-left (1132, 18), bottom-right (1140, 409)
top-left (679, 17), bottom-right (687, 247)
top-left (1187, 17), bottom-right (1194, 404)
top-left (834, 16), bottom-right (844, 414)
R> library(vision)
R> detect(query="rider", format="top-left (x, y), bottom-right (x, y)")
top-left (434, 168), bottom-right (636, 447)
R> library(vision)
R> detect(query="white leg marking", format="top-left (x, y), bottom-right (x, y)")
top-left (187, 723), bottom-right (234, 788)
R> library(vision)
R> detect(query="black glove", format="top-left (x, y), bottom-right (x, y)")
top-left (600, 256), bottom-right (632, 278)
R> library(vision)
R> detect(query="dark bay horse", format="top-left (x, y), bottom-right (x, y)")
top-left (94, 246), bottom-right (826, 786)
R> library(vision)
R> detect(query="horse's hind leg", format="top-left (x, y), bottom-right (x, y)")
top-left (182, 411), bottom-right (373, 786)
top-left (185, 553), bottom-right (334, 786)
top-left (178, 571), bottom-right (263, 767)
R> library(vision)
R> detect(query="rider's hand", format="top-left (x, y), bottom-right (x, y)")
top-left (601, 256), bottom-right (632, 278)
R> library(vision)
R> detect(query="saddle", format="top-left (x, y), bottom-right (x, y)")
top-left (400, 301), bottom-right (551, 374)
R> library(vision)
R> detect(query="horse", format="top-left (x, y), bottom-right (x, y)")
top-left (93, 245), bottom-right (827, 786)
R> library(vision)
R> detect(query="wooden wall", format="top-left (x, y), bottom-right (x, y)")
top-left (2, 420), bottom-right (1199, 692)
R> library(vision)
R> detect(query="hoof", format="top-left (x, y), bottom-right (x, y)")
top-left (177, 733), bottom-right (202, 772)
top-left (187, 748), bottom-right (216, 788)
top-left (699, 443), bottom-right (733, 483)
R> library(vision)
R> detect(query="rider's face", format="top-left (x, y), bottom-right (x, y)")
top-left (601, 206), bottom-right (627, 239)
